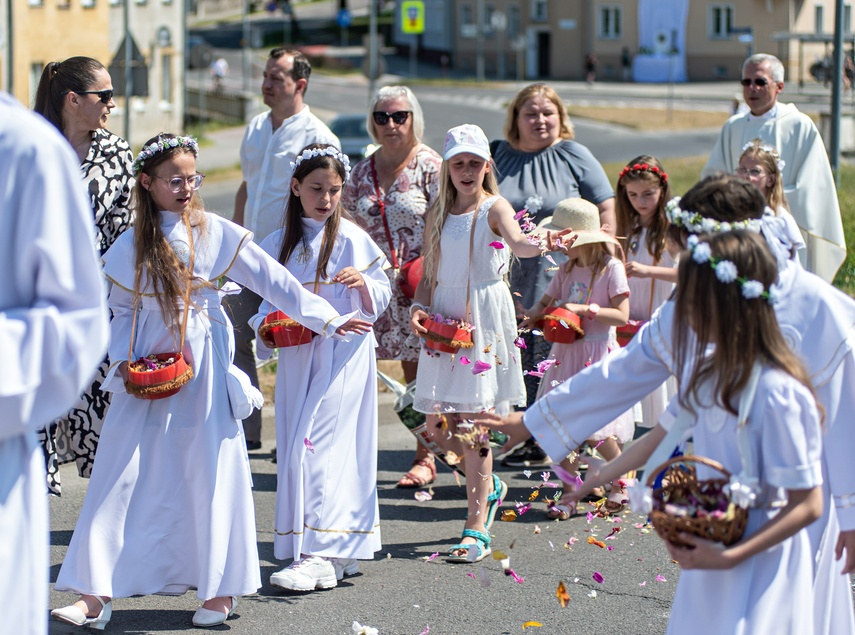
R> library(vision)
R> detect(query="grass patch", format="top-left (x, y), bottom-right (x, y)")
top-left (601, 154), bottom-right (854, 295)
top-left (568, 106), bottom-right (730, 132)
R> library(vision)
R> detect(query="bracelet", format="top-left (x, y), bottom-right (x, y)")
top-left (409, 302), bottom-right (429, 317)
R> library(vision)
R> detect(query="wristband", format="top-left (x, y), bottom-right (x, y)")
top-left (587, 303), bottom-right (600, 318)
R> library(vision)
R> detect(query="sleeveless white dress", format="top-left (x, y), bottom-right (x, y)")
top-left (414, 196), bottom-right (526, 415)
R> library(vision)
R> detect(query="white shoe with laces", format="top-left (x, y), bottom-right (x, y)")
top-left (331, 558), bottom-right (359, 580)
top-left (270, 555), bottom-right (337, 591)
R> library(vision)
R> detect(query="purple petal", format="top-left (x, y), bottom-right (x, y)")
top-left (593, 571), bottom-right (604, 584)
top-left (488, 241), bottom-right (505, 249)
top-left (472, 360), bottom-right (492, 374)
top-left (304, 438), bottom-right (315, 454)
top-left (459, 356), bottom-right (472, 365)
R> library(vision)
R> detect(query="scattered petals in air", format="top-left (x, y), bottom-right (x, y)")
top-left (419, 627), bottom-right (430, 635)
top-left (522, 622), bottom-right (542, 630)
top-left (304, 438), bottom-right (315, 454)
top-left (466, 572), bottom-right (476, 579)
top-left (515, 502), bottom-right (532, 516)
top-left (587, 536), bottom-right (606, 549)
top-left (588, 590), bottom-right (598, 599)
top-left (501, 510), bottom-right (518, 522)
top-left (505, 569), bottom-right (525, 583)
top-left (489, 241), bottom-right (505, 249)
top-left (472, 360), bottom-right (492, 374)
top-left (639, 581), bottom-right (647, 587)
top-left (513, 336), bottom-right (527, 349)
top-left (523, 470), bottom-right (532, 478)
top-left (529, 489), bottom-right (540, 501)
top-left (513, 210), bottom-right (527, 220)
top-left (656, 574), bottom-right (667, 583)
top-left (556, 580), bottom-right (571, 607)
top-left (352, 622), bottom-right (379, 635)
top-left (414, 490), bottom-right (433, 502)
top-left (607, 545), bottom-right (615, 551)
top-left (424, 551), bottom-right (439, 562)
top-left (592, 571), bottom-right (605, 584)
top-left (492, 549), bottom-right (508, 561)
top-left (567, 537), bottom-right (577, 546)
top-left (541, 471), bottom-right (551, 483)
top-left (544, 254), bottom-right (558, 266)
top-left (459, 356), bottom-right (471, 365)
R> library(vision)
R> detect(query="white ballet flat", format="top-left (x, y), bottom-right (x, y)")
top-left (51, 596), bottom-right (112, 630)
top-left (192, 596), bottom-right (238, 628)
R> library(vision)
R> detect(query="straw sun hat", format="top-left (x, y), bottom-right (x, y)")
top-left (533, 197), bottom-right (620, 248)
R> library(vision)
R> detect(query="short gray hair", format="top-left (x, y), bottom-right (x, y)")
top-left (367, 85), bottom-right (425, 144)
top-left (743, 54), bottom-right (785, 82)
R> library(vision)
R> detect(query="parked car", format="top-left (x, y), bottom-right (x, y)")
top-left (329, 113), bottom-right (377, 165)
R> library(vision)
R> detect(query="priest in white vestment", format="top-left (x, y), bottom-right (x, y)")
top-left (702, 53), bottom-right (845, 283)
top-left (0, 94), bottom-right (109, 635)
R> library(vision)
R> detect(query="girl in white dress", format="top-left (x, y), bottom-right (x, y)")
top-left (51, 134), bottom-right (370, 630)
top-left (250, 144), bottom-right (391, 592)
top-left (566, 230), bottom-right (824, 634)
top-left (409, 124), bottom-right (547, 562)
top-left (736, 139), bottom-right (805, 257)
top-left (615, 155), bottom-right (679, 428)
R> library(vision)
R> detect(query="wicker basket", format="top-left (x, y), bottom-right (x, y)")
top-left (539, 307), bottom-right (585, 344)
top-left (421, 318), bottom-right (475, 354)
top-left (646, 455), bottom-right (749, 548)
top-left (125, 352), bottom-right (194, 400)
top-left (258, 310), bottom-right (315, 348)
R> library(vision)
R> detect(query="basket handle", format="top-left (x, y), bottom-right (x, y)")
top-left (645, 454), bottom-right (733, 488)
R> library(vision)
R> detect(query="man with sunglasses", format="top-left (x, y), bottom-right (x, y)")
top-left (702, 53), bottom-right (845, 283)
top-left (230, 48), bottom-right (340, 452)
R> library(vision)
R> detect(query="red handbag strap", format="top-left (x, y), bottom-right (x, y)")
top-left (370, 154), bottom-right (400, 271)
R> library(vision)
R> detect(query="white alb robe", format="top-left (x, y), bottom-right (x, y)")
top-left (525, 259), bottom-right (855, 634)
top-left (702, 103), bottom-right (845, 282)
top-left (251, 218), bottom-right (391, 561)
top-left (0, 94), bottom-right (109, 635)
top-left (55, 211), bottom-right (355, 601)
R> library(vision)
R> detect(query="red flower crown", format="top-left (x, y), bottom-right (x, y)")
top-left (618, 162), bottom-right (668, 185)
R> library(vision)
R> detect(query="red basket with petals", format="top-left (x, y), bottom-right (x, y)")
top-left (125, 352), bottom-right (193, 400)
top-left (421, 317), bottom-right (475, 354)
top-left (616, 320), bottom-right (645, 347)
top-left (539, 307), bottom-right (585, 344)
top-left (258, 310), bottom-right (315, 348)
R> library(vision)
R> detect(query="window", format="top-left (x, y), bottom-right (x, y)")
top-left (846, 4), bottom-right (852, 32)
top-left (530, 0), bottom-right (547, 22)
top-left (708, 4), bottom-right (733, 39)
top-left (485, 3), bottom-right (495, 37)
top-left (27, 0), bottom-right (43, 7)
top-left (508, 4), bottom-right (521, 39)
top-left (81, 0), bottom-right (96, 7)
top-left (29, 63), bottom-right (42, 103)
top-left (161, 53), bottom-right (172, 103)
top-left (815, 4), bottom-right (824, 33)
top-left (598, 5), bottom-right (621, 40)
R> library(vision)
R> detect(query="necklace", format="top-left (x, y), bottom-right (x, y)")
top-left (296, 239), bottom-right (312, 264)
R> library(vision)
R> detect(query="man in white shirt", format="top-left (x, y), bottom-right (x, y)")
top-left (702, 53), bottom-right (845, 283)
top-left (230, 48), bottom-right (339, 450)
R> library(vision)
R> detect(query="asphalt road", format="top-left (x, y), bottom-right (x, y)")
top-left (49, 392), bottom-right (679, 635)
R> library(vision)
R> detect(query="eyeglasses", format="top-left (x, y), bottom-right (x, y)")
top-left (62, 89), bottom-right (114, 104)
top-left (736, 167), bottom-right (766, 178)
top-left (154, 174), bottom-right (206, 192)
top-left (372, 110), bottom-right (411, 126)
top-left (740, 78), bottom-right (770, 87)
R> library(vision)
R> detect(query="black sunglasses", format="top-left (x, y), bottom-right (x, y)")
top-left (372, 110), bottom-right (411, 125)
top-left (740, 78), bottom-right (770, 87)
top-left (63, 89), bottom-right (114, 104)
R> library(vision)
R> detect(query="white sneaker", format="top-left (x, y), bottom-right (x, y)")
top-left (270, 556), bottom-right (337, 591)
top-left (331, 558), bottom-right (359, 580)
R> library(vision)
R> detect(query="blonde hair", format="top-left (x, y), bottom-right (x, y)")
top-left (130, 133), bottom-right (208, 332)
top-left (739, 139), bottom-right (788, 212)
top-left (422, 160), bottom-right (500, 287)
top-left (504, 83), bottom-right (574, 148)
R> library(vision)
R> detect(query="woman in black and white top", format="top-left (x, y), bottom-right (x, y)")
top-left (34, 56), bottom-right (135, 495)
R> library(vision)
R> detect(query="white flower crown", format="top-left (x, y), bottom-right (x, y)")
top-left (741, 140), bottom-right (786, 173)
top-left (290, 146), bottom-right (351, 181)
top-left (133, 136), bottom-right (199, 175)
top-left (666, 197), bottom-right (763, 234)
top-left (687, 235), bottom-right (777, 304)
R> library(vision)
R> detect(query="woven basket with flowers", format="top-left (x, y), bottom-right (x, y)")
top-left (646, 454), bottom-right (749, 548)
top-left (258, 310), bottom-right (315, 348)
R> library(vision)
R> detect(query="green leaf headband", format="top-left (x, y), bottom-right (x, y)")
top-left (133, 136), bottom-right (199, 176)
top-left (687, 235), bottom-right (777, 304)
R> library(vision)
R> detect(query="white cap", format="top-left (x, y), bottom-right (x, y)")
top-left (442, 124), bottom-right (491, 161)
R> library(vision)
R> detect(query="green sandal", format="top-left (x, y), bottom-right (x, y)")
top-left (484, 473), bottom-right (508, 530)
top-left (446, 528), bottom-right (492, 563)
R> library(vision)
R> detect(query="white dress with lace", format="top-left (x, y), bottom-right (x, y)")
top-left (414, 196), bottom-right (526, 415)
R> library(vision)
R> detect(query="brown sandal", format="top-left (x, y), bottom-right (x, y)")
top-left (397, 457), bottom-right (437, 488)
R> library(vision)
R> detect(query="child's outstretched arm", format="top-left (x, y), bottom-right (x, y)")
top-left (666, 486), bottom-right (823, 570)
top-left (625, 261), bottom-right (678, 284)
top-left (520, 293), bottom-right (554, 329)
top-left (488, 197), bottom-right (546, 258)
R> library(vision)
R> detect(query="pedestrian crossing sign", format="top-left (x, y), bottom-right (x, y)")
top-left (401, 0), bottom-right (425, 34)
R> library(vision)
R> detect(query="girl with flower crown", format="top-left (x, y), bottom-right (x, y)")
top-left (615, 155), bottom-right (680, 429)
top-left (249, 143), bottom-right (391, 592)
top-left (52, 134), bottom-right (371, 630)
top-left (563, 229), bottom-right (824, 633)
top-left (737, 139), bottom-right (804, 259)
